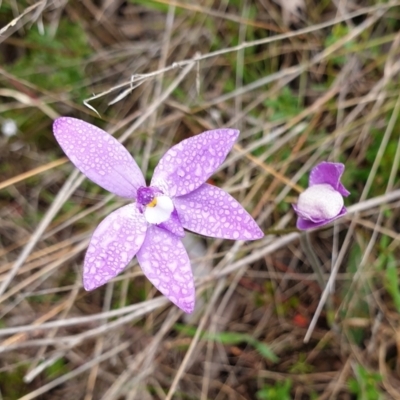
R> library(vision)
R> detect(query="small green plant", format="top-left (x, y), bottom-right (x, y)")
top-left (256, 379), bottom-right (292, 400)
top-left (175, 324), bottom-right (278, 362)
top-left (384, 256), bottom-right (400, 312)
top-left (376, 235), bottom-right (400, 312)
top-left (44, 358), bottom-right (69, 379)
top-left (6, 20), bottom-right (92, 100)
top-left (263, 87), bottom-right (302, 121)
top-left (348, 364), bottom-right (384, 400)
top-left (0, 365), bottom-right (30, 399)
top-left (324, 24), bottom-right (354, 66)
top-left (288, 353), bottom-right (314, 374)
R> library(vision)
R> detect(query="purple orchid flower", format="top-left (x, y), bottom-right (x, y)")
top-left (293, 162), bottom-right (350, 230)
top-left (53, 117), bottom-right (263, 313)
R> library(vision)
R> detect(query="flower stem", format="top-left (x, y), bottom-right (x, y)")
top-left (300, 232), bottom-right (335, 327)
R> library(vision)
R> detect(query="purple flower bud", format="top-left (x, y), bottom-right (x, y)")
top-left (293, 162), bottom-right (350, 230)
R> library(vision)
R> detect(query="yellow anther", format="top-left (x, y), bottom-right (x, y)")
top-left (147, 198), bottom-right (158, 208)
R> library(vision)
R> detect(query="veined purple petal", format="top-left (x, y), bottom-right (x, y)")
top-left (83, 204), bottom-right (148, 290)
top-left (309, 162), bottom-right (350, 197)
top-left (158, 209), bottom-right (185, 238)
top-left (174, 183), bottom-right (264, 240)
top-left (137, 225), bottom-right (195, 313)
top-left (53, 117), bottom-right (145, 199)
top-left (151, 129), bottom-right (239, 197)
top-left (296, 207), bottom-right (347, 230)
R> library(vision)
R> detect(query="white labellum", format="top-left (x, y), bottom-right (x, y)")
top-left (297, 184), bottom-right (343, 221)
top-left (144, 195), bottom-right (174, 224)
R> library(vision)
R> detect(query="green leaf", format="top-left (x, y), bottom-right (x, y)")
top-left (257, 379), bottom-right (292, 400)
top-left (174, 324), bottom-right (278, 362)
top-left (385, 255), bottom-right (400, 312)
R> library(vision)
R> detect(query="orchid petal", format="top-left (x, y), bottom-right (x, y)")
top-left (137, 225), bottom-right (195, 313)
top-left (296, 207), bottom-right (347, 230)
top-left (309, 162), bottom-right (350, 196)
top-left (83, 204), bottom-right (148, 290)
top-left (174, 184), bottom-right (264, 240)
top-left (158, 210), bottom-right (185, 237)
top-left (151, 129), bottom-right (239, 197)
top-left (53, 117), bottom-right (145, 199)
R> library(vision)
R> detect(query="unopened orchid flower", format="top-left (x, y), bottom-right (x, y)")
top-left (293, 162), bottom-right (350, 230)
top-left (53, 117), bottom-right (263, 313)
